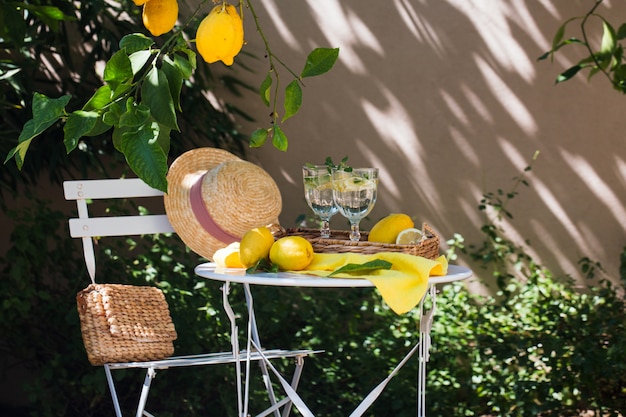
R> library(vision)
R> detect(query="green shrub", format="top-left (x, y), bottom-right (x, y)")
top-left (426, 156), bottom-right (626, 416)
top-left (429, 268), bottom-right (626, 416)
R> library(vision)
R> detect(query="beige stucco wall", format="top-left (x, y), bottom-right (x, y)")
top-left (203, 1), bottom-right (626, 287)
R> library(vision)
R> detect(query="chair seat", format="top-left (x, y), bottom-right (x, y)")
top-left (106, 349), bottom-right (322, 370)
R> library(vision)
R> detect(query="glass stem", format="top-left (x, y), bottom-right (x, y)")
top-left (320, 219), bottom-right (331, 238)
top-left (349, 221), bottom-right (361, 242)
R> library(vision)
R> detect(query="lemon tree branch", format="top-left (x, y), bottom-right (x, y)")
top-left (244, 0), bottom-right (339, 151)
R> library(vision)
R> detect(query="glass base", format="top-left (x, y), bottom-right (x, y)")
top-left (349, 222), bottom-right (361, 242)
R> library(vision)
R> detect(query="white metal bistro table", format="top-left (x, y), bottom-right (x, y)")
top-left (194, 262), bottom-right (472, 417)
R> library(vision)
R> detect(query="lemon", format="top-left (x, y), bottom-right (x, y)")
top-left (142, 0), bottom-right (178, 36)
top-left (269, 236), bottom-right (314, 271)
top-left (195, 2), bottom-right (244, 66)
top-left (239, 226), bottom-right (275, 268)
top-left (368, 213), bottom-right (415, 243)
top-left (395, 228), bottom-right (423, 245)
top-left (133, 0), bottom-right (150, 5)
top-left (213, 242), bottom-right (244, 268)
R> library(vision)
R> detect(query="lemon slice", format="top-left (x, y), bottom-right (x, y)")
top-left (334, 177), bottom-right (376, 192)
top-left (395, 228), bottom-right (423, 245)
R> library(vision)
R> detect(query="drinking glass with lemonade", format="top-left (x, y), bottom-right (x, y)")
top-left (331, 167), bottom-right (379, 242)
top-left (302, 165), bottom-right (339, 238)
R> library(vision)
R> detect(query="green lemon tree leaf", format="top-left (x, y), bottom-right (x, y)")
top-left (4, 120), bottom-right (36, 167)
top-left (31, 93), bottom-right (71, 132)
top-left (103, 49), bottom-right (133, 91)
top-left (119, 100), bottom-right (151, 128)
top-left (329, 260), bottom-right (393, 277)
top-left (155, 123), bottom-right (172, 157)
top-left (112, 84), bottom-right (134, 103)
top-left (173, 53), bottom-right (194, 79)
top-left (271, 125), bottom-right (288, 151)
top-left (102, 100), bottom-right (125, 127)
top-left (282, 79), bottom-right (302, 122)
top-left (83, 116), bottom-right (112, 137)
top-left (63, 110), bottom-right (99, 152)
top-left (551, 17), bottom-right (579, 51)
top-left (112, 124), bottom-right (129, 153)
top-left (119, 123), bottom-right (169, 192)
top-left (119, 33), bottom-right (154, 54)
top-left (250, 128), bottom-right (269, 148)
top-left (129, 50), bottom-right (153, 76)
top-left (260, 73), bottom-right (272, 107)
top-left (538, 37), bottom-right (585, 61)
top-left (82, 85), bottom-right (112, 111)
top-left (556, 64), bottom-right (585, 83)
top-left (161, 57), bottom-right (184, 111)
top-left (141, 66), bottom-right (179, 131)
top-left (301, 47), bottom-right (339, 78)
top-left (600, 20), bottom-right (617, 56)
top-left (4, 93), bottom-right (71, 168)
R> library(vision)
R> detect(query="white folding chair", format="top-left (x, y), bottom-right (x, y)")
top-left (64, 178), bottom-right (316, 417)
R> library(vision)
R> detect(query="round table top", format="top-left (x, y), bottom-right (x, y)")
top-left (194, 263), bottom-right (472, 288)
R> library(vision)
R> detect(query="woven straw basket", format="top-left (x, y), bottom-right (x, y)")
top-left (76, 284), bottom-right (177, 366)
top-left (283, 223), bottom-right (440, 260)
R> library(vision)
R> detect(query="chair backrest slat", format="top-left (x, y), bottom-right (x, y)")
top-left (68, 215), bottom-right (174, 238)
top-left (63, 178), bottom-right (165, 200)
top-left (64, 178), bottom-right (175, 283)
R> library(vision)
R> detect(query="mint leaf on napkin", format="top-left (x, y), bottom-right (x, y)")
top-left (246, 258), bottom-right (279, 274)
top-left (329, 259), bottom-right (393, 277)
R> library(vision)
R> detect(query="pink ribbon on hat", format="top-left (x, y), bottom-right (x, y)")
top-left (189, 172), bottom-right (239, 245)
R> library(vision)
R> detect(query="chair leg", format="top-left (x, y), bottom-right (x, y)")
top-left (104, 364), bottom-right (124, 417)
top-left (281, 355), bottom-right (305, 417)
top-left (251, 354), bottom-right (308, 417)
top-left (104, 365), bottom-right (158, 417)
top-left (135, 367), bottom-right (157, 417)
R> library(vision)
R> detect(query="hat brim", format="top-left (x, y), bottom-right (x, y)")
top-left (164, 148), bottom-right (241, 260)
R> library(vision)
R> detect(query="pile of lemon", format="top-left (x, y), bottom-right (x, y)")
top-left (367, 213), bottom-right (422, 245)
top-left (213, 227), bottom-right (314, 271)
top-left (214, 213), bottom-right (422, 271)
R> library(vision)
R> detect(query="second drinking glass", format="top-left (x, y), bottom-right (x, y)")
top-left (332, 167), bottom-right (379, 242)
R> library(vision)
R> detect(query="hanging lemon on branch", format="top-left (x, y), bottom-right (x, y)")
top-left (5, 0), bottom-right (339, 193)
top-left (196, 2), bottom-right (244, 65)
top-left (141, 0), bottom-right (179, 36)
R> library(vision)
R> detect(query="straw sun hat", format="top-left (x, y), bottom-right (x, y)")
top-left (164, 148), bottom-right (282, 260)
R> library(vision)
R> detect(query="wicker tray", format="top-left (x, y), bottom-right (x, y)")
top-left (282, 222), bottom-right (440, 260)
top-left (76, 284), bottom-right (177, 366)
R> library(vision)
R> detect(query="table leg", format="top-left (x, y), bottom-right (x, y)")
top-left (222, 282), bottom-right (313, 417)
top-left (347, 285), bottom-right (437, 417)
top-left (222, 281), bottom-right (439, 417)
top-left (243, 283), bottom-right (282, 417)
top-left (417, 285), bottom-right (437, 417)
top-left (221, 282), bottom-right (244, 417)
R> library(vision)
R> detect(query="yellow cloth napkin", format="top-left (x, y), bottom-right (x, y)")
top-left (300, 252), bottom-right (448, 315)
